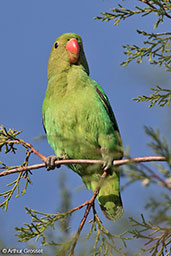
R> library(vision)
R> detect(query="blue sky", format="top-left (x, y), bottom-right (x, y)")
top-left (0, 0), bottom-right (170, 252)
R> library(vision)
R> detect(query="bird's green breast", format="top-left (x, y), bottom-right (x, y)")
top-left (43, 66), bottom-right (114, 161)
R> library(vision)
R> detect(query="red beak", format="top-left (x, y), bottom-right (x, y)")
top-left (66, 38), bottom-right (80, 64)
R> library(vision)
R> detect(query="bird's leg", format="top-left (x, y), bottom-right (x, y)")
top-left (45, 155), bottom-right (62, 171)
top-left (101, 148), bottom-right (114, 175)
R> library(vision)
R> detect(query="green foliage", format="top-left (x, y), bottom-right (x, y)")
top-left (87, 213), bottom-right (130, 256)
top-left (145, 126), bottom-right (171, 166)
top-left (0, 172), bottom-right (32, 211)
top-left (145, 193), bottom-right (171, 224)
top-left (121, 126), bottom-right (171, 255)
top-left (129, 214), bottom-right (171, 256)
top-left (95, 0), bottom-right (171, 108)
top-left (15, 207), bottom-right (130, 256)
top-left (121, 31), bottom-right (171, 71)
top-left (122, 126), bottom-right (171, 190)
top-left (15, 207), bottom-right (69, 243)
top-left (0, 126), bottom-right (32, 210)
top-left (0, 125), bottom-right (22, 155)
top-left (95, 1), bottom-right (171, 29)
top-left (133, 86), bottom-right (171, 107)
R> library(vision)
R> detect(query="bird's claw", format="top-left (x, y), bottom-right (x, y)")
top-left (45, 155), bottom-right (61, 171)
top-left (102, 159), bottom-right (114, 175)
top-left (103, 161), bottom-right (110, 171)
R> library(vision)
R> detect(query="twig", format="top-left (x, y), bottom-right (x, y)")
top-left (0, 156), bottom-right (166, 177)
top-left (68, 171), bottom-right (107, 256)
top-left (139, 162), bottom-right (169, 188)
top-left (140, 0), bottom-right (157, 10)
top-left (0, 139), bottom-right (47, 162)
top-left (140, 0), bottom-right (171, 19)
top-left (19, 140), bottom-right (47, 162)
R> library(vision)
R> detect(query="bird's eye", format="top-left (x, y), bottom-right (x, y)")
top-left (54, 42), bottom-right (58, 49)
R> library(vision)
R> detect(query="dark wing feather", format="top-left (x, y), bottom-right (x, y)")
top-left (95, 86), bottom-right (120, 133)
top-left (42, 119), bottom-right (47, 134)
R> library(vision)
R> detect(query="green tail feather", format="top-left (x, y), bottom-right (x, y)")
top-left (98, 179), bottom-right (123, 221)
top-left (83, 168), bottom-right (123, 221)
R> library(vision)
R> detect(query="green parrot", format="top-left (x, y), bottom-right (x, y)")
top-left (42, 33), bottom-right (123, 221)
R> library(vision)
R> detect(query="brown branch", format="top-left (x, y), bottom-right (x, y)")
top-left (0, 156), bottom-right (166, 177)
top-left (0, 138), bottom-right (47, 162)
top-left (18, 140), bottom-right (47, 162)
top-left (68, 171), bottom-right (108, 256)
top-left (140, 0), bottom-right (171, 19)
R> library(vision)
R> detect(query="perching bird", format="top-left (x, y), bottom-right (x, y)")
top-left (42, 33), bottom-right (123, 221)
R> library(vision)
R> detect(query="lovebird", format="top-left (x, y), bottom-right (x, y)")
top-left (42, 33), bottom-right (123, 221)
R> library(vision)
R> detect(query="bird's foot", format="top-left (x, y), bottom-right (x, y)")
top-left (102, 155), bottom-right (114, 175)
top-left (45, 155), bottom-right (62, 171)
top-left (102, 161), bottom-right (113, 175)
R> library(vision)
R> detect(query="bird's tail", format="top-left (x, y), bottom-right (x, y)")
top-left (85, 167), bottom-right (123, 221)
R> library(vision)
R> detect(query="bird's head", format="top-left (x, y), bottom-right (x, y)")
top-left (48, 33), bottom-right (89, 79)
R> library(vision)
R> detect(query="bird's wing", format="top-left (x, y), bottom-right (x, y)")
top-left (95, 84), bottom-right (120, 133)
